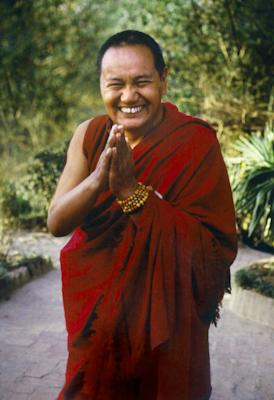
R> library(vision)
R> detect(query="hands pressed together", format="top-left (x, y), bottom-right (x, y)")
top-left (94, 124), bottom-right (138, 200)
top-left (47, 124), bottom-right (139, 236)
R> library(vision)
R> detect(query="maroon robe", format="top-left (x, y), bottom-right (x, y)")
top-left (58, 102), bottom-right (237, 399)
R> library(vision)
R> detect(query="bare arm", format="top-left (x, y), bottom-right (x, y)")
top-left (47, 120), bottom-right (113, 237)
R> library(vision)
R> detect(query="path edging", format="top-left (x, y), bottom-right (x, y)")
top-left (230, 283), bottom-right (274, 328)
top-left (0, 256), bottom-right (53, 301)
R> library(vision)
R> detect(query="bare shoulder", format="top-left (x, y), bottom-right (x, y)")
top-left (49, 119), bottom-right (94, 204)
top-left (67, 118), bottom-right (93, 157)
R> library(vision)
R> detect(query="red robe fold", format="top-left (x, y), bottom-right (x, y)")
top-left (58, 102), bottom-right (237, 400)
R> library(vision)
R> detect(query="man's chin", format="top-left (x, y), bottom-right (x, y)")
top-left (121, 123), bottom-right (145, 134)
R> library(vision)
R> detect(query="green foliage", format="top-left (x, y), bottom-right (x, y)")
top-left (1, 0), bottom-right (273, 237)
top-left (115, 0), bottom-right (274, 138)
top-left (0, 253), bottom-right (9, 278)
top-left (0, 181), bottom-right (32, 219)
top-left (1, 0), bottom-right (272, 155)
top-left (0, 253), bottom-right (50, 273)
top-left (235, 261), bottom-right (274, 298)
top-left (0, 0), bottom-right (115, 159)
top-left (0, 143), bottom-right (67, 229)
top-left (25, 145), bottom-right (67, 205)
top-left (229, 124), bottom-right (274, 242)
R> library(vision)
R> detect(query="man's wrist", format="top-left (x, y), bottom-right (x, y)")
top-left (116, 182), bottom-right (149, 214)
top-left (115, 182), bottom-right (138, 201)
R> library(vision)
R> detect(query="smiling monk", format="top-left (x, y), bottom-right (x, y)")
top-left (47, 30), bottom-right (237, 400)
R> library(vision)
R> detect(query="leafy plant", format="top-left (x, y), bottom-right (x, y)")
top-left (116, 0), bottom-right (274, 138)
top-left (0, 181), bottom-right (32, 219)
top-left (25, 145), bottom-right (67, 205)
top-left (230, 124), bottom-right (274, 243)
top-left (235, 261), bottom-right (274, 298)
top-left (0, 253), bottom-right (9, 278)
top-left (0, 143), bottom-right (66, 230)
top-left (0, 0), bottom-right (115, 161)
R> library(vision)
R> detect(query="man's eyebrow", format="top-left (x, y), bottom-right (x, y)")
top-left (134, 74), bottom-right (152, 80)
top-left (106, 77), bottom-right (124, 81)
top-left (105, 74), bottom-right (153, 82)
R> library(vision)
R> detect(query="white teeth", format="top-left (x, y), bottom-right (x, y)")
top-left (120, 106), bottom-right (143, 114)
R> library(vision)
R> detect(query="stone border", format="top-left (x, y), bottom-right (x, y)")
top-left (0, 256), bottom-right (53, 301)
top-left (230, 283), bottom-right (274, 328)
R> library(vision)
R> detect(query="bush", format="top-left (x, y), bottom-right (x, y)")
top-left (235, 261), bottom-right (274, 298)
top-left (0, 143), bottom-right (67, 230)
top-left (0, 181), bottom-right (32, 219)
top-left (229, 124), bottom-right (274, 244)
top-left (24, 145), bottom-right (67, 207)
top-left (0, 253), bottom-right (9, 278)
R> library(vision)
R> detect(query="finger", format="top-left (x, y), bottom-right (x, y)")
top-left (116, 124), bottom-right (124, 133)
top-left (107, 132), bottom-right (116, 149)
top-left (114, 125), bottom-right (125, 146)
top-left (109, 124), bottom-right (122, 136)
top-left (106, 124), bottom-right (120, 150)
top-left (109, 124), bottom-right (118, 134)
top-left (111, 146), bottom-right (117, 158)
top-left (114, 132), bottom-right (123, 163)
top-left (110, 146), bottom-right (118, 174)
top-left (105, 133), bottom-right (117, 154)
top-left (118, 133), bottom-right (133, 169)
top-left (101, 152), bottom-right (111, 173)
top-left (120, 131), bottom-right (130, 152)
top-left (105, 147), bottom-right (113, 158)
top-left (98, 146), bottom-right (112, 171)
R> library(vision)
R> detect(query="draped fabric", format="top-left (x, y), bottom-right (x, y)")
top-left (58, 102), bottom-right (237, 400)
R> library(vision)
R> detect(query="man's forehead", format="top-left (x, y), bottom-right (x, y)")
top-left (102, 67), bottom-right (154, 81)
top-left (101, 45), bottom-right (156, 75)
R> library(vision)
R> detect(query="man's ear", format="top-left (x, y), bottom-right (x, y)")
top-left (161, 67), bottom-right (168, 95)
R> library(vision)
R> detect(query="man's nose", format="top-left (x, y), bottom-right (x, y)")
top-left (120, 86), bottom-right (138, 103)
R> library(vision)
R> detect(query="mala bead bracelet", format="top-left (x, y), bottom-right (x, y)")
top-left (116, 182), bottom-right (149, 214)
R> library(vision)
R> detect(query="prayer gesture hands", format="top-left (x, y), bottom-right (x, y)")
top-left (109, 125), bottom-right (138, 199)
top-left (95, 124), bottom-right (138, 199)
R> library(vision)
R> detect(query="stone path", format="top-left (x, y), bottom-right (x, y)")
top-left (0, 232), bottom-right (273, 399)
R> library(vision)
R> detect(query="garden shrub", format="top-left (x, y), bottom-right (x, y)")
top-left (0, 253), bottom-right (9, 278)
top-left (235, 261), bottom-right (274, 298)
top-left (0, 142), bottom-right (67, 230)
top-left (228, 124), bottom-right (274, 245)
top-left (0, 181), bottom-right (32, 220)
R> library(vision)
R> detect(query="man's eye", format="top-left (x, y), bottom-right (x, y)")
top-left (137, 81), bottom-right (150, 86)
top-left (108, 83), bottom-right (123, 88)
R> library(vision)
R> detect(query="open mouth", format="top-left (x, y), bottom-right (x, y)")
top-left (119, 105), bottom-right (145, 114)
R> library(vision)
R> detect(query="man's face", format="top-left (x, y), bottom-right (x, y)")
top-left (100, 44), bottom-right (167, 136)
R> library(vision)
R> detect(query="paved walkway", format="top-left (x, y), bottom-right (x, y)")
top-left (0, 233), bottom-right (273, 400)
